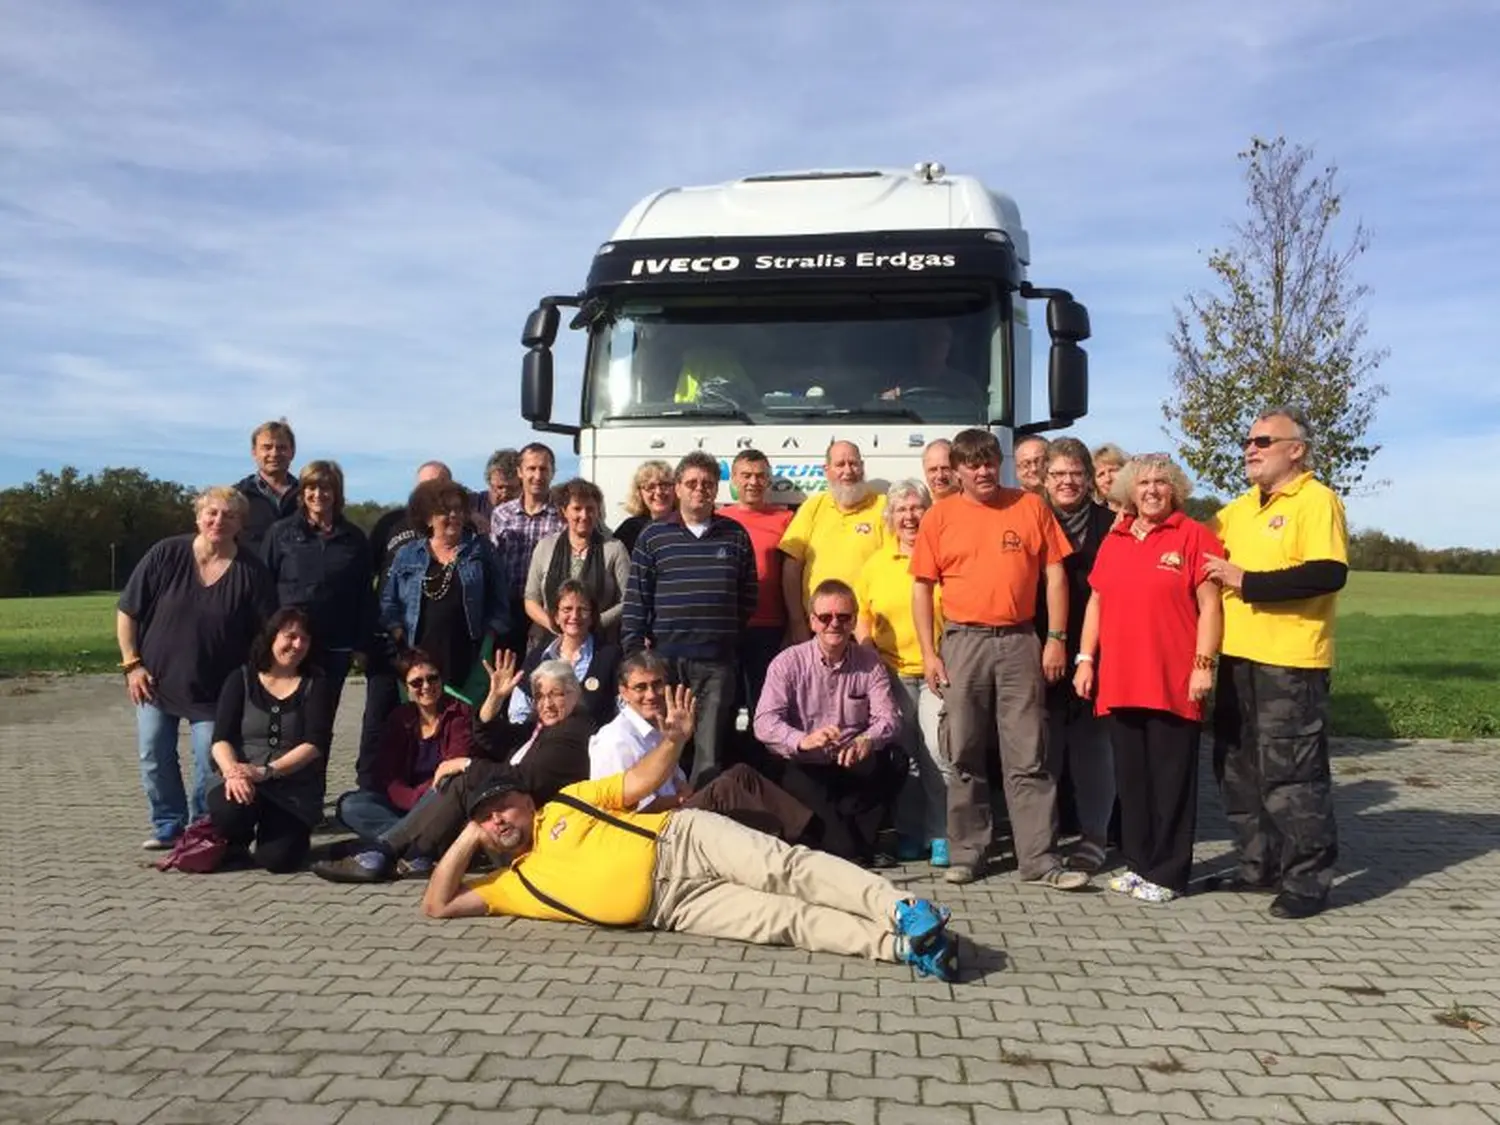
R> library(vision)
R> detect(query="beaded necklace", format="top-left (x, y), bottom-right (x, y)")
top-left (422, 555), bottom-right (458, 600)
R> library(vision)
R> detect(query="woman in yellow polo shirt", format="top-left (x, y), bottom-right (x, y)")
top-left (855, 480), bottom-right (949, 867)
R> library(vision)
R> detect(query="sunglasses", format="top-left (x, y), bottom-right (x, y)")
top-left (406, 673), bottom-right (442, 689)
top-left (1244, 435), bottom-right (1297, 449)
top-left (813, 611), bottom-right (855, 626)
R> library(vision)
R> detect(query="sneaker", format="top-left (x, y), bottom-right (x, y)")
top-left (1108, 870), bottom-right (1144, 895)
top-left (893, 898), bottom-right (951, 953)
top-left (1130, 879), bottom-right (1179, 904)
top-left (396, 855), bottom-right (435, 879)
top-left (943, 862), bottom-right (983, 886)
top-left (902, 930), bottom-right (960, 982)
top-left (1025, 865), bottom-right (1090, 892)
top-left (141, 836), bottom-right (178, 851)
top-left (897, 836), bottom-right (929, 863)
top-left (929, 839), bottom-right (950, 868)
top-left (311, 850), bottom-right (393, 884)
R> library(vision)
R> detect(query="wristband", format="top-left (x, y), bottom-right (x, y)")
top-left (120, 658), bottom-right (143, 674)
top-left (1074, 654), bottom-right (1094, 666)
top-left (1193, 653), bottom-right (1217, 671)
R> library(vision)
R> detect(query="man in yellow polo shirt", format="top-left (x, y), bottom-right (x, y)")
top-left (420, 684), bottom-right (961, 980)
top-left (1203, 406), bottom-right (1348, 920)
top-left (780, 440), bottom-right (887, 641)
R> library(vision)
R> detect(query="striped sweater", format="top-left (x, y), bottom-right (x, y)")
top-left (621, 516), bottom-right (759, 659)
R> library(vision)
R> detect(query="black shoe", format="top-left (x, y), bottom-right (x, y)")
top-left (311, 854), bottom-right (393, 884)
top-left (1269, 891), bottom-right (1327, 919)
top-left (1205, 873), bottom-right (1279, 895)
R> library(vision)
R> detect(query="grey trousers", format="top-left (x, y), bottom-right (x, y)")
top-left (893, 673), bottom-right (952, 843)
top-left (941, 624), bottom-right (1060, 877)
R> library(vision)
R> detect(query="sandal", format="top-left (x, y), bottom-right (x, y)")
top-left (1066, 841), bottom-right (1108, 874)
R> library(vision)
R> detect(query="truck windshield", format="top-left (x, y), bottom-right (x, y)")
top-left (584, 290), bottom-right (1005, 426)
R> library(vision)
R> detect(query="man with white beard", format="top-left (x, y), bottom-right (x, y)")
top-left (779, 441), bottom-right (888, 643)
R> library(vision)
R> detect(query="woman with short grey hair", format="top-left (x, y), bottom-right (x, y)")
top-left (856, 478), bottom-right (952, 867)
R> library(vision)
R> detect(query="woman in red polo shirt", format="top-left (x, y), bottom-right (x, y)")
top-left (1073, 454), bottom-right (1224, 904)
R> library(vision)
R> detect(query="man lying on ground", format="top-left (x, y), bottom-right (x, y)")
top-left (420, 685), bottom-right (961, 981)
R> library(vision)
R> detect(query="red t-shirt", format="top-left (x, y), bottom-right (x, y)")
top-left (1088, 511), bottom-right (1224, 722)
top-left (721, 503), bottom-right (794, 628)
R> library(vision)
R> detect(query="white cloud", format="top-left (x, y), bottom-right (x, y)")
top-left (0, 0), bottom-right (1496, 546)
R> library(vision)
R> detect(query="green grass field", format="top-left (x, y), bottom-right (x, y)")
top-left (2, 573), bottom-right (1497, 738)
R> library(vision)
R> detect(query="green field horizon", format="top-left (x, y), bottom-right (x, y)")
top-left (3, 572), bottom-right (1497, 739)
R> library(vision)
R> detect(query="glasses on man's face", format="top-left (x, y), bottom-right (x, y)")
top-left (624, 678), bottom-right (667, 695)
top-left (1046, 470), bottom-right (1086, 482)
top-left (679, 479), bottom-right (717, 493)
top-left (1244, 435), bottom-right (1295, 450)
top-left (407, 673), bottom-right (441, 690)
top-left (813, 611), bottom-right (855, 627)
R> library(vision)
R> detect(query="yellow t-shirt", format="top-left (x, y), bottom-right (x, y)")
top-left (469, 775), bottom-right (670, 926)
top-left (856, 545), bottom-right (942, 677)
top-left (779, 491), bottom-right (887, 613)
top-left (1213, 472), bottom-right (1348, 669)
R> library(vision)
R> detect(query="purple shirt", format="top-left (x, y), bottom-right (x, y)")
top-left (489, 498), bottom-right (565, 596)
top-left (753, 639), bottom-right (900, 764)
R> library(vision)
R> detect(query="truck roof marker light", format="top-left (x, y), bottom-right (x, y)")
top-left (914, 161), bottom-right (946, 183)
top-left (597, 243), bottom-right (617, 255)
top-left (984, 231), bottom-right (1010, 243)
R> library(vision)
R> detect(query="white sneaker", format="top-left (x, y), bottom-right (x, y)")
top-left (141, 836), bottom-right (176, 851)
top-left (1108, 870), bottom-right (1144, 895)
top-left (1131, 879), bottom-right (1179, 904)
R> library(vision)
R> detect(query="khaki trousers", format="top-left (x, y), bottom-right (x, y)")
top-left (647, 810), bottom-right (903, 961)
top-left (941, 624), bottom-right (1060, 876)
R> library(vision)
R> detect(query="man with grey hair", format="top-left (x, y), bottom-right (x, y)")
top-left (1204, 406), bottom-right (1348, 919)
top-left (780, 440), bottom-right (888, 639)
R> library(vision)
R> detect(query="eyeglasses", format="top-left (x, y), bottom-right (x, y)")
top-left (679, 479), bottom-right (717, 493)
top-left (406, 673), bottom-right (441, 689)
top-left (534, 689), bottom-right (571, 704)
top-left (1244, 435), bottom-right (1297, 449)
top-left (813, 611), bottom-right (855, 626)
top-left (624, 678), bottom-right (667, 694)
top-left (1045, 470), bottom-right (1086, 482)
top-left (641, 481), bottom-right (674, 493)
top-left (435, 508), bottom-right (467, 519)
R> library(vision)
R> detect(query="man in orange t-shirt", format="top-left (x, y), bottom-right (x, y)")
top-left (720, 449), bottom-right (795, 712)
top-left (910, 429), bottom-right (1087, 889)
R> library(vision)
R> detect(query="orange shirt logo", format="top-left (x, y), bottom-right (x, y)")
top-left (1001, 531), bottom-right (1023, 552)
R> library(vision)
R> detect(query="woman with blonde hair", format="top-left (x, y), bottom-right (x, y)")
top-left (1091, 443), bottom-right (1128, 510)
top-left (1074, 454), bottom-right (1224, 904)
top-left (610, 460), bottom-right (677, 553)
top-left (117, 486), bottom-right (276, 849)
top-left (262, 460), bottom-right (372, 710)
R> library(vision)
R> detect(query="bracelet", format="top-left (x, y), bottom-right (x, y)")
top-left (1074, 654), bottom-right (1094, 665)
top-left (1046, 630), bottom-right (1067, 642)
top-left (120, 658), bottom-right (143, 674)
top-left (1193, 653), bottom-right (1217, 671)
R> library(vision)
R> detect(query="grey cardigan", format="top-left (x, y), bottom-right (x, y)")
top-left (523, 531), bottom-right (630, 640)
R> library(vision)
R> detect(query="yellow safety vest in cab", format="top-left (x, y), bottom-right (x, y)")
top-left (674, 348), bottom-right (748, 403)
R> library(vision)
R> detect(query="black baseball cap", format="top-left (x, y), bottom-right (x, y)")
top-left (463, 765), bottom-right (529, 818)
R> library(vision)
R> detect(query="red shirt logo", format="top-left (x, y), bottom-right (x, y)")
top-left (1158, 551), bottom-right (1183, 572)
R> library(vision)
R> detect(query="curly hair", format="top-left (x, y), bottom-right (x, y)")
top-left (551, 477), bottom-right (605, 513)
top-left (1109, 453), bottom-right (1193, 513)
top-left (407, 478), bottom-right (471, 530)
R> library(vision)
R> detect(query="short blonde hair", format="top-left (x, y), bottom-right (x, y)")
top-left (1091, 442), bottom-right (1128, 470)
top-left (1110, 454), bottom-right (1193, 513)
top-left (883, 479), bottom-right (931, 531)
top-left (194, 486), bottom-right (249, 520)
top-left (622, 459), bottom-right (675, 518)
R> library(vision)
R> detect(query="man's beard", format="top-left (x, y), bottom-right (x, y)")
top-left (829, 479), bottom-right (869, 508)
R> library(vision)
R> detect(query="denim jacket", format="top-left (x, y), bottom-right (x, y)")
top-left (378, 530), bottom-right (510, 645)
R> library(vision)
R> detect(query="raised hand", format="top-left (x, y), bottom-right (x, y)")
top-left (661, 684), bottom-right (697, 745)
top-left (482, 650), bottom-right (525, 702)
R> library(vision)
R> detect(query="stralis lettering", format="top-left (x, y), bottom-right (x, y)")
top-left (630, 255), bottom-right (742, 276)
top-left (754, 253), bottom-right (847, 270)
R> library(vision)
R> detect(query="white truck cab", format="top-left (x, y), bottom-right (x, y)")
top-left (520, 162), bottom-right (1089, 515)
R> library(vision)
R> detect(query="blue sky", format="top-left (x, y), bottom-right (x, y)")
top-left (1, 0), bottom-right (1497, 547)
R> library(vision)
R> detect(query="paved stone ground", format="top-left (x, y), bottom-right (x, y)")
top-left (1, 675), bottom-right (1498, 1125)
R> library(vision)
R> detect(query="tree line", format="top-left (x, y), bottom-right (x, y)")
top-left (0, 467), bottom-right (1494, 599)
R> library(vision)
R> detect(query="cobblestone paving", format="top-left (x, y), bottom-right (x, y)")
top-left (2, 676), bottom-right (1497, 1124)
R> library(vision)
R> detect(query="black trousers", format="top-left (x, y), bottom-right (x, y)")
top-left (206, 787), bottom-right (311, 874)
top-left (740, 743), bottom-right (905, 864)
top-left (1212, 656), bottom-right (1338, 899)
top-left (1109, 708), bottom-right (1200, 894)
top-left (357, 668), bottom-right (401, 792)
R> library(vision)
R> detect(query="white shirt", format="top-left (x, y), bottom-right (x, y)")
top-left (587, 704), bottom-right (686, 810)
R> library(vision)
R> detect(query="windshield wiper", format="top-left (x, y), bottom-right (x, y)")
top-left (763, 404), bottom-right (927, 423)
top-left (602, 405), bottom-right (755, 424)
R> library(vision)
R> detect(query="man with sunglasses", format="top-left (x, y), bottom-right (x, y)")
top-left (421, 682), bottom-right (961, 982)
top-left (751, 579), bottom-right (906, 866)
top-left (1203, 407), bottom-right (1348, 920)
top-left (621, 451), bottom-right (758, 784)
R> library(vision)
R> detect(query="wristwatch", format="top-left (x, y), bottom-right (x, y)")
top-left (1046, 630), bottom-right (1067, 642)
top-left (1074, 654), bottom-right (1094, 666)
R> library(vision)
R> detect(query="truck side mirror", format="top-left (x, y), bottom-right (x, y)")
top-left (521, 305), bottom-right (560, 349)
top-left (1049, 342), bottom-right (1088, 423)
top-left (521, 349), bottom-right (554, 424)
top-left (1047, 298), bottom-right (1091, 344)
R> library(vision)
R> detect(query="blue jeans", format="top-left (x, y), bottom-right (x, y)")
top-left (135, 703), bottom-right (216, 841)
top-left (336, 788), bottom-right (440, 844)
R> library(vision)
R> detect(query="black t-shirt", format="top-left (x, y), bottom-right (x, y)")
top-left (370, 508), bottom-right (420, 589)
top-left (416, 557), bottom-right (476, 688)
top-left (118, 536), bottom-right (276, 721)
